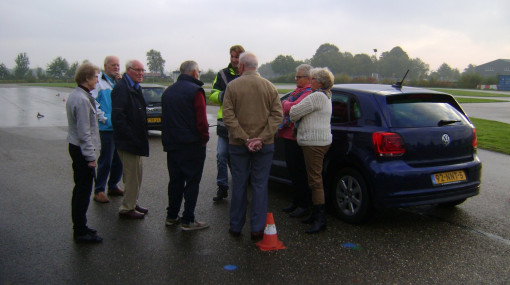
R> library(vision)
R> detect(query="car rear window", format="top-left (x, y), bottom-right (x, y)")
top-left (142, 88), bottom-right (164, 104)
top-left (387, 95), bottom-right (469, 128)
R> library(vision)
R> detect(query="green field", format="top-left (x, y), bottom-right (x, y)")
top-left (455, 97), bottom-right (506, 103)
top-left (469, 117), bottom-right (510, 155)
top-left (24, 82), bottom-right (76, 88)
top-left (432, 88), bottom-right (510, 97)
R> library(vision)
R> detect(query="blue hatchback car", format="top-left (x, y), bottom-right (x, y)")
top-left (269, 84), bottom-right (482, 224)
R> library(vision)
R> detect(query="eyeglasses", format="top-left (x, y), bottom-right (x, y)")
top-left (311, 77), bottom-right (317, 81)
top-left (129, 67), bottom-right (146, 73)
top-left (295, 76), bottom-right (308, 80)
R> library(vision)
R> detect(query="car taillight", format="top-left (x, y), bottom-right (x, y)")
top-left (372, 132), bottom-right (405, 157)
top-left (472, 128), bottom-right (477, 150)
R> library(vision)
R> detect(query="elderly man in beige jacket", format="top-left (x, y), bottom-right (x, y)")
top-left (222, 52), bottom-right (283, 240)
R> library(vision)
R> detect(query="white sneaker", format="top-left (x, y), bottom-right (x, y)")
top-left (180, 221), bottom-right (209, 231)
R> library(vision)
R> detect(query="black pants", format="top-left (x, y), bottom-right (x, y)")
top-left (166, 144), bottom-right (206, 224)
top-left (283, 139), bottom-right (311, 208)
top-left (69, 143), bottom-right (94, 235)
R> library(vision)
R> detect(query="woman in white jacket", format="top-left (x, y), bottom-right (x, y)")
top-left (289, 67), bottom-right (334, 234)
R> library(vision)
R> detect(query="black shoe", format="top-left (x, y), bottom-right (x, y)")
top-left (229, 229), bottom-right (241, 237)
top-left (306, 205), bottom-right (327, 234)
top-left (86, 227), bottom-right (97, 234)
top-left (282, 202), bottom-right (297, 213)
top-left (301, 214), bottom-right (314, 224)
top-left (213, 187), bottom-right (228, 202)
top-left (250, 231), bottom-right (264, 241)
top-left (74, 232), bottom-right (103, 243)
top-left (289, 207), bottom-right (308, 217)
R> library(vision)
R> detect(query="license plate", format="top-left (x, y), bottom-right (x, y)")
top-left (147, 117), bottom-right (161, 123)
top-left (431, 170), bottom-right (466, 185)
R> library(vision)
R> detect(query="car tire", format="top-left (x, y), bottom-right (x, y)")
top-left (329, 167), bottom-right (372, 224)
top-left (437, 198), bottom-right (467, 208)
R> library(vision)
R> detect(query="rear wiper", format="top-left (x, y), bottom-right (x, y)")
top-left (438, 119), bottom-right (461, 126)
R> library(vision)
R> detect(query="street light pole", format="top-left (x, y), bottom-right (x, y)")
top-left (373, 48), bottom-right (378, 82)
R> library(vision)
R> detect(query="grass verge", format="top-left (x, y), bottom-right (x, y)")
top-left (23, 83), bottom-right (76, 88)
top-left (470, 117), bottom-right (510, 155)
top-left (432, 88), bottom-right (510, 97)
top-left (456, 97), bottom-right (507, 103)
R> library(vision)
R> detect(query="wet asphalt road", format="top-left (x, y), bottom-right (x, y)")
top-left (0, 85), bottom-right (509, 284)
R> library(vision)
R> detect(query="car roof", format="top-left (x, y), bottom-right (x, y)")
top-left (331, 84), bottom-right (447, 97)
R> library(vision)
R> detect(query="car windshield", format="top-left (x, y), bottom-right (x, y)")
top-left (142, 88), bottom-right (164, 104)
top-left (388, 101), bottom-right (469, 128)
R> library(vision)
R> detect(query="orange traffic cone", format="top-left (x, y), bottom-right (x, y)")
top-left (256, 213), bottom-right (286, 251)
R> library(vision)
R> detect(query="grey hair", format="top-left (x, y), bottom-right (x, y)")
top-left (179, 60), bottom-right (199, 75)
top-left (311, 67), bottom-right (334, 90)
top-left (239, 52), bottom-right (258, 69)
top-left (74, 62), bottom-right (100, 85)
top-left (125, 59), bottom-right (136, 70)
top-left (104, 55), bottom-right (118, 65)
top-left (296, 64), bottom-right (312, 77)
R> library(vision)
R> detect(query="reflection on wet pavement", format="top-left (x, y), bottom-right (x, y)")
top-left (0, 86), bottom-right (71, 127)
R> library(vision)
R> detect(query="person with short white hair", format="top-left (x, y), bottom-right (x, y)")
top-left (111, 59), bottom-right (150, 219)
top-left (289, 67), bottom-right (334, 234)
top-left (162, 60), bottom-right (210, 231)
top-left (222, 52), bottom-right (283, 240)
top-left (92, 55), bottom-right (124, 204)
top-left (278, 64), bottom-right (314, 218)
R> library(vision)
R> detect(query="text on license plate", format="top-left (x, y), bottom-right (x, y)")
top-left (147, 117), bottom-right (161, 123)
top-left (431, 170), bottom-right (466, 185)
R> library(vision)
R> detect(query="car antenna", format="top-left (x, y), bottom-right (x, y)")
top-left (392, 69), bottom-right (409, 89)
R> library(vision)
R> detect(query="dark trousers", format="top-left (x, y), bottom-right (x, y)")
top-left (283, 139), bottom-right (311, 208)
top-left (94, 131), bottom-right (123, 194)
top-left (166, 144), bottom-right (206, 224)
top-left (69, 143), bottom-right (94, 235)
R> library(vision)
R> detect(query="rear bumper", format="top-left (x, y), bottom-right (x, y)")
top-left (368, 157), bottom-right (482, 208)
top-left (377, 182), bottom-right (480, 208)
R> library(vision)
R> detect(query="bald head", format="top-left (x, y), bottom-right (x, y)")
top-left (103, 55), bottom-right (120, 79)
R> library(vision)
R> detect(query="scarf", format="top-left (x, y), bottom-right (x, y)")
top-left (278, 85), bottom-right (312, 130)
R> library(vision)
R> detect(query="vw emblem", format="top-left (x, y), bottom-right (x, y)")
top-left (441, 134), bottom-right (450, 146)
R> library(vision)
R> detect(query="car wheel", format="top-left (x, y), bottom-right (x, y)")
top-left (330, 167), bottom-right (372, 224)
top-left (437, 198), bottom-right (467, 208)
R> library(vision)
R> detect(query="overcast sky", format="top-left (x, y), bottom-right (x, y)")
top-left (1, 0), bottom-right (508, 74)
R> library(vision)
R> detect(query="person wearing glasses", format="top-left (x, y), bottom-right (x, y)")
top-left (111, 60), bottom-right (150, 219)
top-left (289, 67), bottom-right (334, 234)
top-left (278, 64), bottom-right (313, 219)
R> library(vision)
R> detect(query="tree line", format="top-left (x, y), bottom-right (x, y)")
top-left (259, 43), bottom-right (493, 88)
top-left (0, 43), bottom-right (494, 88)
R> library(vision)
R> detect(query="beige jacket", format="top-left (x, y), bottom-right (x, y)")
top-left (223, 70), bottom-right (283, 145)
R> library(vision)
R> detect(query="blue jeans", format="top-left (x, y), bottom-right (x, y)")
top-left (94, 131), bottom-right (123, 194)
top-left (166, 144), bottom-right (206, 224)
top-left (229, 144), bottom-right (274, 232)
top-left (216, 135), bottom-right (230, 189)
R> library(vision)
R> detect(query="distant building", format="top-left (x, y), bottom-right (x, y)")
top-left (475, 59), bottom-right (510, 77)
top-left (144, 72), bottom-right (165, 78)
top-left (172, 70), bottom-right (180, 81)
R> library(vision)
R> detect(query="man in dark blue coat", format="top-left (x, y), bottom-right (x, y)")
top-left (111, 59), bottom-right (149, 219)
top-left (162, 60), bottom-right (210, 231)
